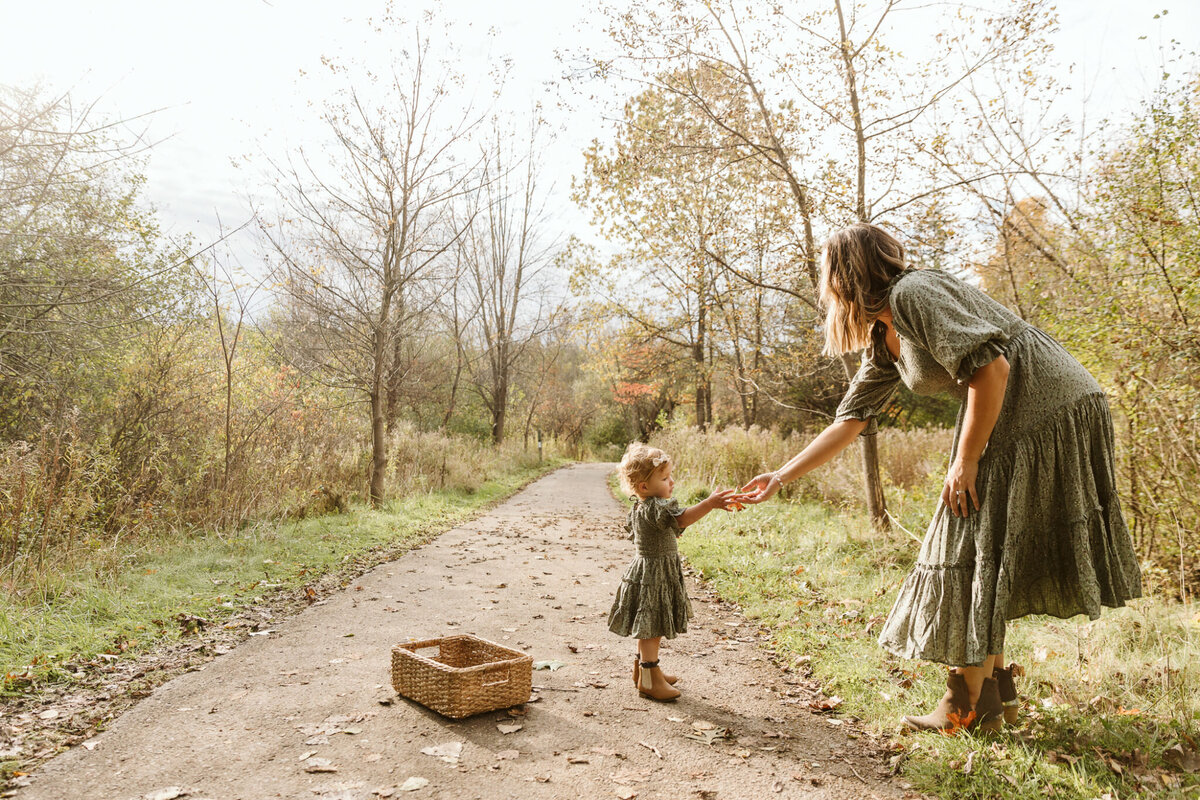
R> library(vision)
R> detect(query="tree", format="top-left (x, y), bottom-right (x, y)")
top-left (0, 85), bottom-right (187, 437)
top-left (460, 119), bottom-right (564, 444)
top-left (259, 25), bottom-right (481, 506)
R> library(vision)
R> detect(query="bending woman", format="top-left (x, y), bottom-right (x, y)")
top-left (739, 223), bottom-right (1142, 732)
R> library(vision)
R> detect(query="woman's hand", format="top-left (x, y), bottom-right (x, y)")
top-left (706, 488), bottom-right (742, 511)
top-left (736, 472), bottom-right (782, 505)
top-left (942, 458), bottom-right (979, 517)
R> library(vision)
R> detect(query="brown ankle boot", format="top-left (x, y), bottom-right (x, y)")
top-left (632, 655), bottom-right (677, 688)
top-left (904, 671), bottom-right (1004, 734)
top-left (993, 663), bottom-right (1024, 726)
top-left (637, 660), bottom-right (681, 702)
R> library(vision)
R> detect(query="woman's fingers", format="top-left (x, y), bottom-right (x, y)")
top-left (968, 483), bottom-right (980, 512)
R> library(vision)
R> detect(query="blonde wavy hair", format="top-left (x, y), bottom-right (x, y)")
top-left (617, 442), bottom-right (671, 497)
top-left (819, 223), bottom-right (907, 356)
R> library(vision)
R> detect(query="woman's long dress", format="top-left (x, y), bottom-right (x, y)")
top-left (607, 497), bottom-right (694, 640)
top-left (835, 269), bottom-right (1143, 667)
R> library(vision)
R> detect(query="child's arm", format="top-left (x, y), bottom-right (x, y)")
top-left (675, 489), bottom-right (739, 530)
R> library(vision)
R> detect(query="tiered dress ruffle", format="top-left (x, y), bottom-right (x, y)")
top-left (607, 497), bottom-right (694, 640)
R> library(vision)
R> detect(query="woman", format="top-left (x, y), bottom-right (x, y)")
top-left (739, 223), bottom-right (1142, 732)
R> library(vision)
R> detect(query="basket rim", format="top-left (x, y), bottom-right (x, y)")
top-left (393, 634), bottom-right (532, 673)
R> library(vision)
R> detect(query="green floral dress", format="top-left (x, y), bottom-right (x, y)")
top-left (835, 269), bottom-right (1143, 667)
top-left (607, 497), bottom-right (694, 640)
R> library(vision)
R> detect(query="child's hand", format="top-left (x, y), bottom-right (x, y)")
top-left (707, 488), bottom-right (744, 512)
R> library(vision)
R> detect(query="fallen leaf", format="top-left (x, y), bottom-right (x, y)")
top-left (683, 727), bottom-right (729, 745)
top-left (298, 750), bottom-right (318, 761)
top-left (963, 751), bottom-right (976, 774)
top-left (419, 741), bottom-right (463, 763)
top-left (615, 789), bottom-right (637, 800)
top-left (533, 660), bottom-right (566, 671)
top-left (691, 720), bottom-right (716, 731)
top-left (375, 788), bottom-right (396, 798)
top-left (497, 723), bottom-right (523, 735)
top-left (610, 768), bottom-right (652, 785)
top-left (398, 776), bottom-right (429, 792)
top-left (365, 753), bottom-right (383, 763)
top-left (81, 740), bottom-right (99, 751)
top-left (144, 790), bottom-right (188, 800)
top-left (1164, 744), bottom-right (1200, 773)
top-left (567, 755), bottom-right (589, 764)
top-left (304, 757), bottom-right (337, 773)
top-left (534, 774), bottom-right (551, 782)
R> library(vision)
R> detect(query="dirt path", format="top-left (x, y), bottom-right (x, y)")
top-left (16, 463), bottom-right (904, 800)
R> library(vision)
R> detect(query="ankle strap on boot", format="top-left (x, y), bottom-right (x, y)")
top-left (640, 660), bottom-right (660, 669)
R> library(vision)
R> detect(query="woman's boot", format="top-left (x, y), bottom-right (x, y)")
top-left (904, 671), bottom-right (1003, 733)
top-left (992, 663), bottom-right (1024, 726)
top-left (637, 660), bottom-right (681, 702)
top-left (632, 654), bottom-right (677, 687)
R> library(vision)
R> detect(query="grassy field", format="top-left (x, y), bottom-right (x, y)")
top-left (671, 480), bottom-right (1199, 799)
top-left (1, 460), bottom-right (563, 693)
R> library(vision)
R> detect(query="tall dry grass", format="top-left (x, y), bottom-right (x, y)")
top-left (648, 421), bottom-right (952, 509)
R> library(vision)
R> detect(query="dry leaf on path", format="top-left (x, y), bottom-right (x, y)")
top-left (683, 727), bottom-right (729, 745)
top-left (419, 742), bottom-right (463, 763)
top-left (304, 757), bottom-right (338, 773)
top-left (298, 750), bottom-right (318, 761)
top-left (615, 789), bottom-right (638, 800)
top-left (497, 723), bottom-right (523, 734)
top-left (533, 660), bottom-right (566, 671)
top-left (398, 776), bottom-right (429, 792)
top-left (143, 789), bottom-right (188, 800)
top-left (610, 768), bottom-right (652, 785)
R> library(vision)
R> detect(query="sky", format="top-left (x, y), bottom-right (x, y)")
top-left (1, 0), bottom-right (1197, 262)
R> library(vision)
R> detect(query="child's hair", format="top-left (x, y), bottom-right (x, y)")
top-left (617, 442), bottom-right (671, 497)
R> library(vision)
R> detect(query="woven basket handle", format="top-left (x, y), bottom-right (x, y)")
top-left (480, 663), bottom-right (510, 687)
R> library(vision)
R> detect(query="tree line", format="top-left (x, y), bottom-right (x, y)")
top-left (1, 1), bottom-right (1196, 596)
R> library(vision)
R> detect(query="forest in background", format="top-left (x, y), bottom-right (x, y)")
top-left (1, 0), bottom-right (1197, 600)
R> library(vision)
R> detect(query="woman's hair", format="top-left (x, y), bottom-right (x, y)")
top-left (617, 442), bottom-right (671, 496)
top-left (819, 223), bottom-right (907, 356)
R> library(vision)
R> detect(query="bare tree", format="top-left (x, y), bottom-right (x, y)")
top-left (460, 119), bottom-right (564, 444)
top-left (259, 29), bottom-right (482, 506)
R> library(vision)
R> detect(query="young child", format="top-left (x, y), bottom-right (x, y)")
top-left (607, 442), bottom-right (740, 701)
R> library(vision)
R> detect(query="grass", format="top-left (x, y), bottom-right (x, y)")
top-left (669, 479), bottom-right (1200, 799)
top-left (0, 459), bottom-right (563, 692)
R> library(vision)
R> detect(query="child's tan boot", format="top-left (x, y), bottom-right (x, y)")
top-left (632, 654), bottom-right (677, 688)
top-left (637, 660), bottom-right (681, 702)
top-left (993, 662), bottom-right (1024, 726)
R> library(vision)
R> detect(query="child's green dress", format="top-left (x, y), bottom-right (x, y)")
top-left (607, 496), bottom-right (693, 640)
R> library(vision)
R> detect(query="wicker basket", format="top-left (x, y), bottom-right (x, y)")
top-left (391, 634), bottom-right (533, 719)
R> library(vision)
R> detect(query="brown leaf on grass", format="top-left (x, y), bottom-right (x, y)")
top-left (1164, 744), bottom-right (1200, 773)
top-left (808, 694), bottom-right (843, 712)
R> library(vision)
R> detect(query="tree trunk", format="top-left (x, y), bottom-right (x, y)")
top-left (839, 352), bottom-right (887, 528)
top-left (369, 389), bottom-right (387, 507)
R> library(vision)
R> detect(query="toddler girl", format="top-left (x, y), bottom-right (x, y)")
top-left (607, 442), bottom-right (739, 701)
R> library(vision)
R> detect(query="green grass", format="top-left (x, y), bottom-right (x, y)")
top-left (670, 479), bottom-right (1200, 799)
top-left (1, 460), bottom-right (562, 692)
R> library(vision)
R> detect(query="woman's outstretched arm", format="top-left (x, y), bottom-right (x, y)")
top-left (738, 418), bottom-right (869, 503)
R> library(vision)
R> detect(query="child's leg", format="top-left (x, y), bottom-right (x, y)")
top-left (638, 637), bottom-right (661, 664)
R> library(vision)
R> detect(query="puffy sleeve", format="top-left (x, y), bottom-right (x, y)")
top-left (623, 509), bottom-right (635, 541)
top-left (889, 270), bottom-right (1016, 385)
top-left (650, 497), bottom-right (684, 535)
top-left (834, 340), bottom-right (901, 436)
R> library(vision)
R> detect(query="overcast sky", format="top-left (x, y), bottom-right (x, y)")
top-left (1, 0), bottom-right (1197, 259)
